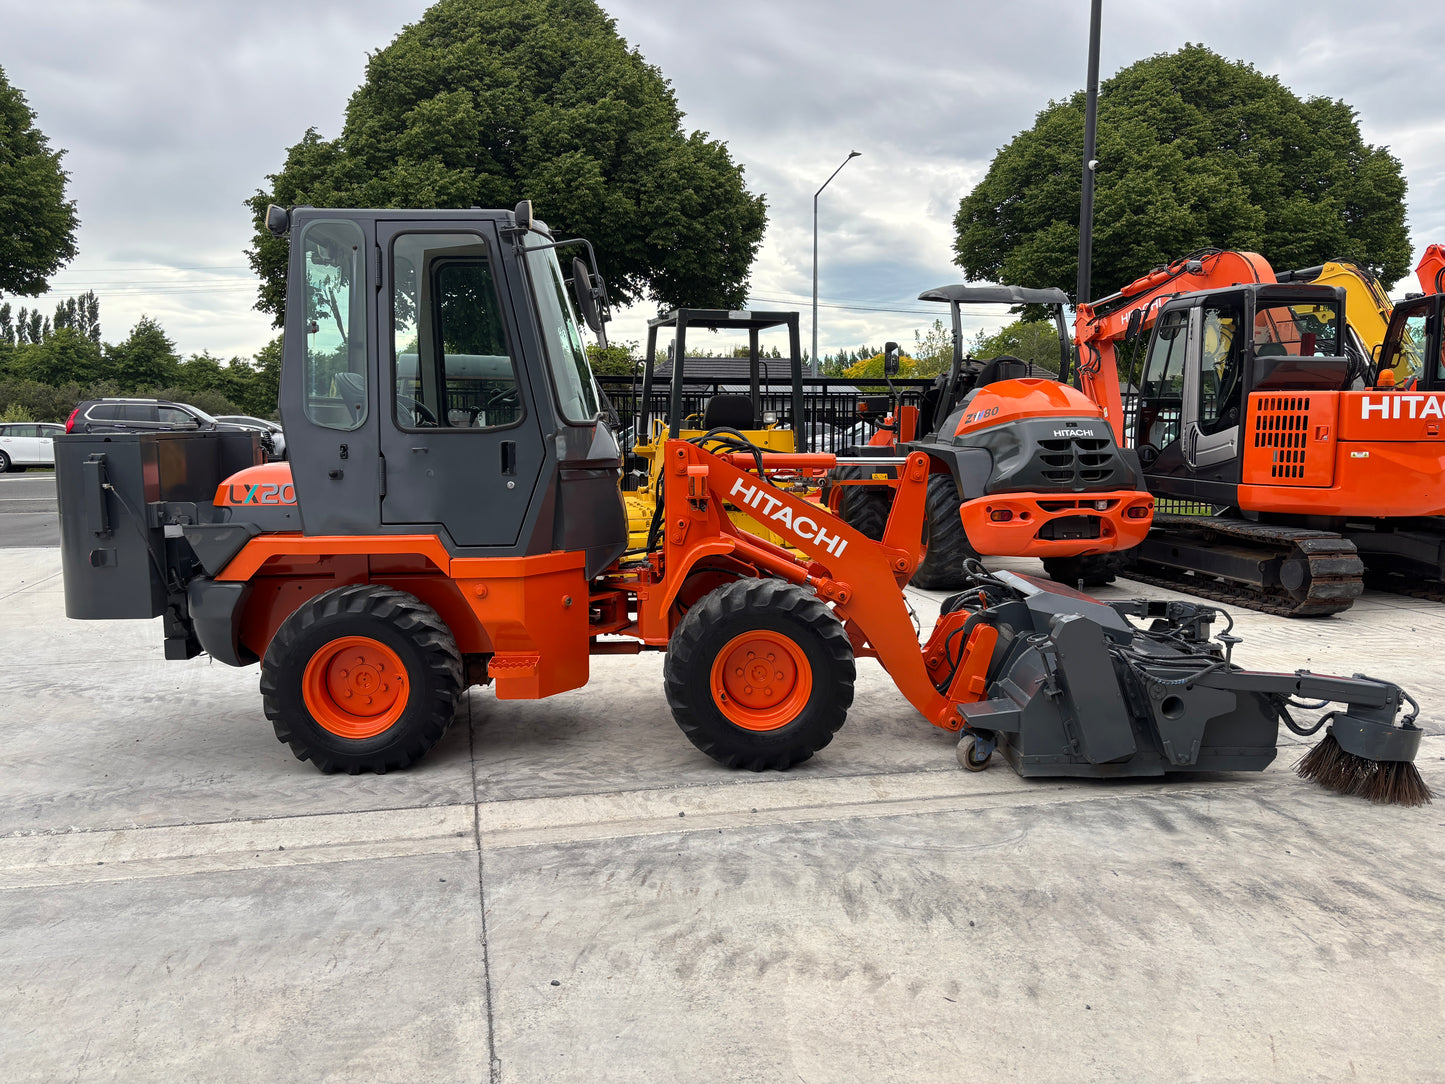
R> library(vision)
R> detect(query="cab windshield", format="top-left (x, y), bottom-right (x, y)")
top-left (523, 233), bottom-right (600, 424)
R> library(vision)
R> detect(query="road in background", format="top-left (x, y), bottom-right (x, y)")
top-left (0, 473), bottom-right (58, 548)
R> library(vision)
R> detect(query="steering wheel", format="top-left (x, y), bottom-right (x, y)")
top-left (398, 394), bottom-right (438, 427)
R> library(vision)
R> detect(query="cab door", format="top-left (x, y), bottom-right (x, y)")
top-left (375, 222), bottom-right (546, 549)
top-left (1182, 301), bottom-right (1243, 471)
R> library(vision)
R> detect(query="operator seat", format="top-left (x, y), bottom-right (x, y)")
top-left (701, 393), bottom-right (754, 430)
top-left (973, 355), bottom-right (1029, 388)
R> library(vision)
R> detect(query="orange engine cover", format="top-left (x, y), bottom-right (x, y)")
top-left (951, 378), bottom-right (1107, 438)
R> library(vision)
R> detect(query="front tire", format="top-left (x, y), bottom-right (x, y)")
top-left (0, 451), bottom-right (10, 473)
top-left (664, 579), bottom-right (854, 770)
top-left (260, 585), bottom-right (463, 774)
top-left (912, 474), bottom-right (978, 590)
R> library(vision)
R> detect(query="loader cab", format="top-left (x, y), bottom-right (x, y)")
top-left (1130, 284), bottom-right (1349, 503)
top-left (1377, 293), bottom-right (1445, 390)
top-left (279, 206), bottom-right (626, 575)
top-left (915, 284), bottom-right (1071, 439)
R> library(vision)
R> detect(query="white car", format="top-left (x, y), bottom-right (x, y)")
top-left (0, 422), bottom-right (64, 472)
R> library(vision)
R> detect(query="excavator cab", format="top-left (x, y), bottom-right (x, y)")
top-left (1377, 294), bottom-right (1445, 390)
top-left (1131, 283), bottom-right (1350, 496)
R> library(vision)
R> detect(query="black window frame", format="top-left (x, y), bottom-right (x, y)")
top-left (389, 230), bottom-right (526, 437)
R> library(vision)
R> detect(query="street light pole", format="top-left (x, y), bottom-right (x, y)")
top-left (1076, 0), bottom-right (1103, 307)
top-left (813, 150), bottom-right (861, 376)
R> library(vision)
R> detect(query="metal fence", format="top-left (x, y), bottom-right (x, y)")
top-left (597, 375), bottom-right (934, 486)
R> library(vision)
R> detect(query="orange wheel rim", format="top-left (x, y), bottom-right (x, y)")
top-left (709, 630), bottom-right (812, 732)
top-left (302, 636), bottom-right (409, 739)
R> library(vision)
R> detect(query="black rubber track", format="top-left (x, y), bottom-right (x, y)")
top-left (1123, 514), bottom-right (1363, 617)
top-left (663, 578), bottom-right (855, 771)
top-left (260, 584), bottom-right (463, 774)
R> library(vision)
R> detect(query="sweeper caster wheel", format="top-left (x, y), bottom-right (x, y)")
top-left (260, 585), bottom-right (463, 774)
top-left (957, 735), bottom-right (993, 772)
top-left (664, 579), bottom-right (855, 771)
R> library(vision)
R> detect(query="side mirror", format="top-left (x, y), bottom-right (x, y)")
top-left (883, 341), bottom-right (901, 377)
top-left (264, 204), bottom-right (290, 237)
top-left (571, 257), bottom-right (603, 333)
top-left (1123, 310), bottom-right (1142, 345)
top-left (514, 200), bottom-right (534, 231)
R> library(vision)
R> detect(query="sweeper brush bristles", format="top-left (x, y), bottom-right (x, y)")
top-left (1296, 729), bottom-right (1433, 807)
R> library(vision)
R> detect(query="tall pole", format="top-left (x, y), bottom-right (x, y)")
top-left (813, 150), bottom-right (861, 376)
top-left (1076, 0), bottom-right (1102, 307)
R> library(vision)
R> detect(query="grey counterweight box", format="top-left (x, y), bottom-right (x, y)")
top-left (56, 431), bottom-right (260, 620)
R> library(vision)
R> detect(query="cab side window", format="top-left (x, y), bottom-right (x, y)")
top-left (392, 233), bottom-right (520, 431)
top-left (300, 219), bottom-right (368, 432)
top-left (1198, 304), bottom-right (1243, 435)
top-left (1136, 308), bottom-right (1188, 449)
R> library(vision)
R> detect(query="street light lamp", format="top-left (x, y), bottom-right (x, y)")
top-left (813, 150), bottom-right (861, 376)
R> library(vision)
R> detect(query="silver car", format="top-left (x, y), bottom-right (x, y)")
top-left (215, 415), bottom-right (287, 459)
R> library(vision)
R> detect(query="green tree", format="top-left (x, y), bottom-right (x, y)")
top-left (967, 319), bottom-right (1063, 374)
top-left (249, 335), bottom-right (283, 418)
top-left (585, 339), bottom-right (640, 376)
top-left (912, 319), bottom-right (953, 377)
top-left (14, 327), bottom-right (104, 385)
top-left (247, 0), bottom-right (766, 323)
top-left (106, 315), bottom-right (179, 391)
top-left (0, 65), bottom-right (79, 297)
top-left (954, 44), bottom-right (1411, 297)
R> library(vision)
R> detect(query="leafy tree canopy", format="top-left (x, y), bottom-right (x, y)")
top-left (248, 0), bottom-right (767, 323)
top-left (954, 44), bottom-right (1411, 298)
top-left (967, 318), bottom-right (1062, 374)
top-left (0, 65), bottom-right (79, 297)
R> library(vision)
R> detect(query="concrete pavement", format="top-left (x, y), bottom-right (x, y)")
top-left (1, 545), bottom-right (1442, 1082)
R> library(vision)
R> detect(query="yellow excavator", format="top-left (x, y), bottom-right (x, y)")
top-left (1276, 249), bottom-right (1445, 385)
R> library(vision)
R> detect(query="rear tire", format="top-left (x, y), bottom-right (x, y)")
top-left (0, 451), bottom-right (10, 473)
top-left (260, 585), bottom-right (463, 774)
top-left (664, 579), bottom-right (854, 770)
top-left (911, 475), bottom-right (977, 590)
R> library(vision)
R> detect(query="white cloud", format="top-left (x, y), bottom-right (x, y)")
top-left (3, 0), bottom-right (1442, 365)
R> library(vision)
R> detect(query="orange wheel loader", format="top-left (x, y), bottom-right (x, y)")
top-left (49, 204), bottom-right (1427, 804)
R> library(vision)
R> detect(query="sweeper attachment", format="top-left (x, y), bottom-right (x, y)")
top-left (944, 565), bottom-right (1431, 805)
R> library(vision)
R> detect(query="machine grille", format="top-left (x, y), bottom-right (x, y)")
top-left (1252, 396), bottom-right (1311, 480)
top-left (1034, 436), bottom-right (1117, 486)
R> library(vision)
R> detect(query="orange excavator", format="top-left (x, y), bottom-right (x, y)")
top-left (1074, 248), bottom-right (1445, 614)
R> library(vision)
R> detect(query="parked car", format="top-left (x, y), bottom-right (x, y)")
top-left (214, 415), bottom-right (286, 459)
top-left (65, 398), bottom-right (276, 458)
top-left (0, 422), bottom-right (65, 472)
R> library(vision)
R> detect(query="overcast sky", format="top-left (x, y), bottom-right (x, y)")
top-left (4, 0), bottom-right (1444, 363)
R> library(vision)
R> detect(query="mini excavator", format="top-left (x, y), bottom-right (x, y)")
top-left (50, 206), bottom-right (1429, 804)
top-left (1075, 248), bottom-right (1445, 615)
